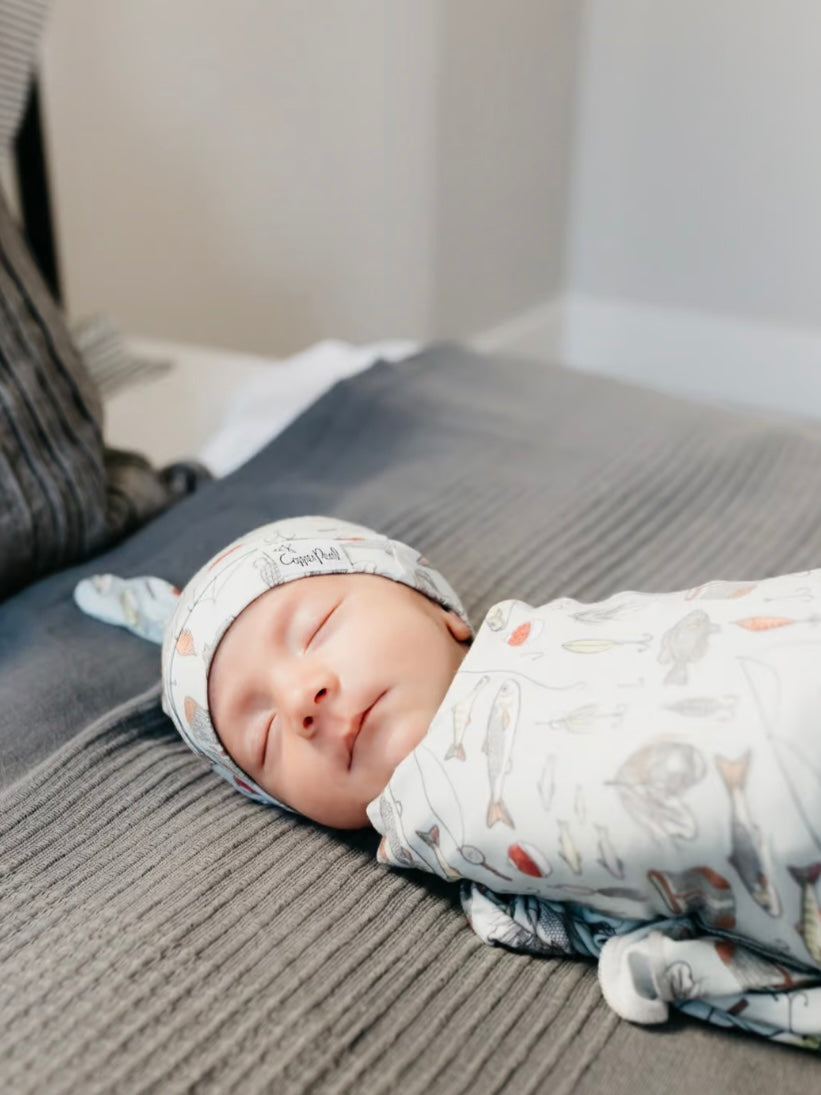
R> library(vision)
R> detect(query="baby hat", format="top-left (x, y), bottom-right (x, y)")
top-left (77, 515), bottom-right (470, 809)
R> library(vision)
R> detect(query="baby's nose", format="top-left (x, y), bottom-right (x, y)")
top-left (282, 667), bottom-right (337, 737)
top-left (296, 685), bottom-right (329, 734)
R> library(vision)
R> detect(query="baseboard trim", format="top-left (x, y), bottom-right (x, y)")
top-left (474, 293), bottom-right (821, 423)
top-left (470, 296), bottom-right (565, 360)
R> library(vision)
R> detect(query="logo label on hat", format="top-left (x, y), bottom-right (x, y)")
top-left (277, 540), bottom-right (352, 574)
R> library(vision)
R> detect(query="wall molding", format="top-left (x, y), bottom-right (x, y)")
top-left (470, 295), bottom-right (565, 361)
top-left (474, 293), bottom-right (821, 423)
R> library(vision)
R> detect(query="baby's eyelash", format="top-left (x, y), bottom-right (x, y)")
top-left (260, 715), bottom-right (275, 768)
top-left (307, 603), bottom-right (338, 647)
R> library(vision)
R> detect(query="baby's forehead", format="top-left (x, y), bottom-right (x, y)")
top-left (209, 572), bottom-right (397, 681)
top-left (227, 571), bottom-right (396, 630)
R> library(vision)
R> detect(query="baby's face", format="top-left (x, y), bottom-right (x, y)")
top-left (208, 573), bottom-right (470, 828)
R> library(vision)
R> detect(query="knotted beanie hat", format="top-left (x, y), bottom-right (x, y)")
top-left (76, 515), bottom-right (470, 809)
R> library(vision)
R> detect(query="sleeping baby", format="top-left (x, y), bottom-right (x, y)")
top-left (74, 515), bottom-right (821, 1051)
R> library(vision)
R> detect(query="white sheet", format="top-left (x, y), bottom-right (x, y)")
top-left (106, 337), bottom-right (417, 475)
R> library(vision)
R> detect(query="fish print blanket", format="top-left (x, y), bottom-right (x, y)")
top-left (366, 569), bottom-right (821, 1049)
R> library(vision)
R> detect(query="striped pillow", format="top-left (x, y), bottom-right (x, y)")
top-left (0, 185), bottom-right (199, 601)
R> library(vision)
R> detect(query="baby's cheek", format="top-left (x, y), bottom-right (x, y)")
top-left (292, 743), bottom-right (357, 810)
top-left (384, 713), bottom-right (429, 771)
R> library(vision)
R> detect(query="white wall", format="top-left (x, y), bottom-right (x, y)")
top-left (524, 0), bottom-right (821, 424)
top-left (568, 0), bottom-right (821, 331)
top-left (432, 0), bottom-right (580, 337)
top-left (31, 0), bottom-right (821, 421)
top-left (40, 0), bottom-right (580, 357)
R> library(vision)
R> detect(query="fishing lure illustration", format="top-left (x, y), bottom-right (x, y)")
top-left (558, 820), bottom-right (583, 875)
top-left (789, 863), bottom-right (821, 964)
top-left (732, 615), bottom-right (821, 632)
top-left (537, 753), bottom-right (556, 812)
top-left (546, 703), bottom-right (626, 734)
top-left (595, 825), bottom-right (625, 880)
top-left (686, 580), bottom-right (757, 601)
top-left (507, 841), bottom-right (552, 878)
top-left (562, 635), bottom-right (653, 655)
top-left (663, 695), bottom-right (738, 721)
top-left (572, 599), bottom-right (646, 624)
top-left (506, 619), bottom-right (544, 649)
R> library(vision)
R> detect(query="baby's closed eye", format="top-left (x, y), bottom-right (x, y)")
top-left (260, 714), bottom-right (276, 768)
top-left (305, 602), bottom-right (339, 649)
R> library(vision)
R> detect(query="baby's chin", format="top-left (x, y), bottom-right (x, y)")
top-left (331, 722), bottom-right (428, 829)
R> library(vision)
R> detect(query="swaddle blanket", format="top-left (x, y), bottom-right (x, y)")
top-left (367, 569), bottom-right (821, 1049)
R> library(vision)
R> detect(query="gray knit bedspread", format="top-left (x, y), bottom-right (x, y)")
top-left (3, 345), bottom-right (821, 1094)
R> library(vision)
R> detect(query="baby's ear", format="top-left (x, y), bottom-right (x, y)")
top-left (443, 609), bottom-right (472, 644)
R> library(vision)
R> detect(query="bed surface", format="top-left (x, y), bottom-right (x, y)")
top-left (4, 343), bottom-right (821, 1093)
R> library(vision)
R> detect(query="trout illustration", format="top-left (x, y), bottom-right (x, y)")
top-left (445, 675), bottom-right (489, 761)
top-left (715, 752), bottom-right (782, 917)
top-left (484, 680), bottom-right (521, 828)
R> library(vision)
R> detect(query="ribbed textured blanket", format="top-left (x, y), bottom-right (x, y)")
top-left (4, 345), bottom-right (821, 1092)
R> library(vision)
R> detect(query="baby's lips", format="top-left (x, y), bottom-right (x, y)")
top-left (346, 691), bottom-right (386, 767)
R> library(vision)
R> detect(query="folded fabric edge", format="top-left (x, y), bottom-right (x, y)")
top-left (598, 932), bottom-right (670, 1025)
